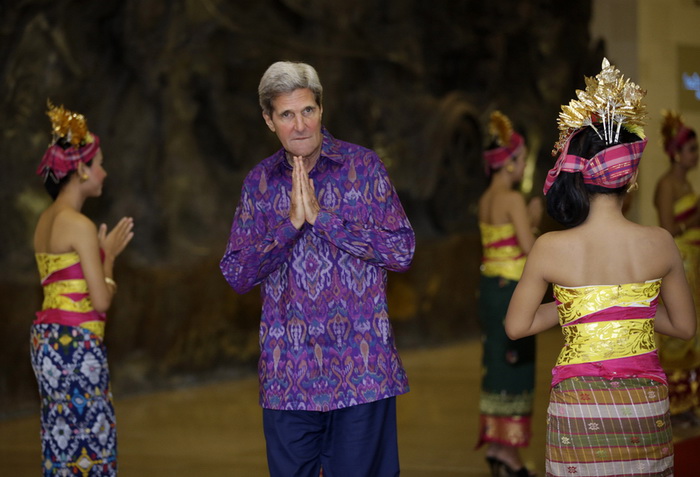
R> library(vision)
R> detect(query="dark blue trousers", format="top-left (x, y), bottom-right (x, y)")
top-left (262, 397), bottom-right (399, 477)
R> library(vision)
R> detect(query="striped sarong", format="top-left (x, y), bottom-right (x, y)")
top-left (546, 376), bottom-right (673, 477)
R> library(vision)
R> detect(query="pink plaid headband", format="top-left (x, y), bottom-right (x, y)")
top-left (36, 134), bottom-right (101, 183)
top-left (543, 133), bottom-right (647, 195)
top-left (483, 132), bottom-right (524, 174)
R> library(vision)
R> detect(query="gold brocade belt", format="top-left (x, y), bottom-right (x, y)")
top-left (556, 318), bottom-right (656, 366)
top-left (480, 257), bottom-right (525, 282)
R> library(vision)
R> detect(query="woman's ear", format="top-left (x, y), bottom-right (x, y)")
top-left (77, 162), bottom-right (89, 182)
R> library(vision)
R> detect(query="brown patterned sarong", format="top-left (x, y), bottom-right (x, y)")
top-left (546, 376), bottom-right (673, 477)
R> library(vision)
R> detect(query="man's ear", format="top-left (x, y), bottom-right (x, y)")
top-left (263, 112), bottom-right (275, 132)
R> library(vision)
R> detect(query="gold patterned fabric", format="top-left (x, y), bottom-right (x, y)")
top-left (35, 252), bottom-right (104, 338)
top-left (479, 222), bottom-right (526, 281)
top-left (553, 281), bottom-right (661, 368)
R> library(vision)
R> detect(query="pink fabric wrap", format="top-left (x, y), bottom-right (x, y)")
top-left (543, 132), bottom-right (647, 195)
top-left (483, 132), bottom-right (524, 174)
top-left (34, 308), bottom-right (105, 326)
top-left (36, 134), bottom-right (101, 182)
top-left (551, 352), bottom-right (667, 387)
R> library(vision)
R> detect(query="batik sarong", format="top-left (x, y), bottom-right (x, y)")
top-left (30, 324), bottom-right (117, 477)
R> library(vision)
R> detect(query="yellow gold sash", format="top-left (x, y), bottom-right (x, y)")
top-left (480, 222), bottom-right (525, 281)
top-left (553, 281), bottom-right (661, 326)
top-left (480, 258), bottom-right (526, 282)
top-left (36, 252), bottom-right (80, 280)
top-left (556, 318), bottom-right (656, 366)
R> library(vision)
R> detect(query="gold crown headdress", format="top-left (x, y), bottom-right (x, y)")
top-left (660, 109), bottom-right (684, 143)
top-left (488, 111), bottom-right (514, 147)
top-left (37, 101), bottom-right (100, 182)
top-left (46, 100), bottom-right (93, 148)
top-left (552, 58), bottom-right (647, 155)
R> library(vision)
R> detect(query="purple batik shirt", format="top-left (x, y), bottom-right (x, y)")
top-left (220, 128), bottom-right (415, 411)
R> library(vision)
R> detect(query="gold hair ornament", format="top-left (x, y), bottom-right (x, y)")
top-left (553, 58), bottom-right (647, 155)
top-left (46, 100), bottom-right (94, 148)
top-left (488, 111), bottom-right (514, 147)
top-left (660, 110), bottom-right (684, 144)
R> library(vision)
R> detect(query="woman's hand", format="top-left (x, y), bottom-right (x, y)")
top-left (98, 217), bottom-right (134, 260)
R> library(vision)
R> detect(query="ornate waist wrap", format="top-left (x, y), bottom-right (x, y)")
top-left (480, 222), bottom-right (525, 281)
top-left (35, 251), bottom-right (106, 338)
top-left (551, 280), bottom-right (664, 385)
top-left (556, 318), bottom-right (656, 366)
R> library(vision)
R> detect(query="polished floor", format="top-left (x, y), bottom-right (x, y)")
top-left (1, 329), bottom-right (698, 476)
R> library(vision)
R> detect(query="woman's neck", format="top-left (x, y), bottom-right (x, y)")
top-left (584, 194), bottom-right (625, 225)
top-left (55, 185), bottom-right (85, 211)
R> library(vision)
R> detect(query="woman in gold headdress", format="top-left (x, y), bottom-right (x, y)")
top-left (476, 111), bottom-right (541, 477)
top-left (506, 59), bottom-right (695, 477)
top-left (32, 102), bottom-right (134, 476)
top-left (654, 111), bottom-right (700, 427)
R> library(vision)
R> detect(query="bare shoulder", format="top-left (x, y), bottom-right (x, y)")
top-left (54, 208), bottom-right (97, 237)
top-left (501, 189), bottom-right (526, 205)
top-left (528, 230), bottom-right (569, 261)
top-left (638, 223), bottom-right (675, 247)
top-left (534, 229), bottom-right (568, 247)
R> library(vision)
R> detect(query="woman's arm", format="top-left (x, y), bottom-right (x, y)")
top-left (505, 236), bottom-right (557, 339)
top-left (64, 213), bottom-right (133, 313)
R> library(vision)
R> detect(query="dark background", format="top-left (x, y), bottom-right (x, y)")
top-left (0, 0), bottom-right (602, 418)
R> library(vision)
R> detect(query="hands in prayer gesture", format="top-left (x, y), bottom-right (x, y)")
top-left (290, 156), bottom-right (320, 230)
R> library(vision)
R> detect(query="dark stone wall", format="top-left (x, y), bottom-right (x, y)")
top-left (0, 0), bottom-right (600, 417)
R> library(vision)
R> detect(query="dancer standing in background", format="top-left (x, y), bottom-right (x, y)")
top-left (32, 102), bottom-right (133, 476)
top-left (477, 111), bottom-right (541, 477)
top-left (506, 58), bottom-right (695, 477)
top-left (655, 110), bottom-right (700, 427)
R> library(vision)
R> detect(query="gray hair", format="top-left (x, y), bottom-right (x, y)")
top-left (258, 61), bottom-right (323, 117)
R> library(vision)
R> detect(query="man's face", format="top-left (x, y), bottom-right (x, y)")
top-left (263, 88), bottom-right (323, 161)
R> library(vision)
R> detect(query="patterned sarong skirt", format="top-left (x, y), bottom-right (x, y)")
top-left (30, 324), bottom-right (118, 476)
top-left (546, 376), bottom-right (673, 477)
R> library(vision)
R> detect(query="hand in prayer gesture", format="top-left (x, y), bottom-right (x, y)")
top-left (290, 156), bottom-right (320, 230)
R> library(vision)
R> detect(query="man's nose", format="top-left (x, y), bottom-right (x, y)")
top-left (293, 115), bottom-right (304, 131)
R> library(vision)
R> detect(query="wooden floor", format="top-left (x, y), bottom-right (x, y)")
top-left (1, 328), bottom-right (698, 476)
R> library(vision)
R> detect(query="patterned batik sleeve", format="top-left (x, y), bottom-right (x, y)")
top-left (220, 170), bottom-right (301, 294)
top-left (312, 150), bottom-right (415, 272)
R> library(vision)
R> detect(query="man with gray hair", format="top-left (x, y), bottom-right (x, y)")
top-left (220, 61), bottom-right (415, 476)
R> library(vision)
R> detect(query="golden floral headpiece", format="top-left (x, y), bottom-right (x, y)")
top-left (488, 111), bottom-right (514, 147)
top-left (552, 58), bottom-right (647, 155)
top-left (46, 100), bottom-right (94, 147)
top-left (37, 101), bottom-right (100, 183)
top-left (483, 111), bottom-right (524, 174)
